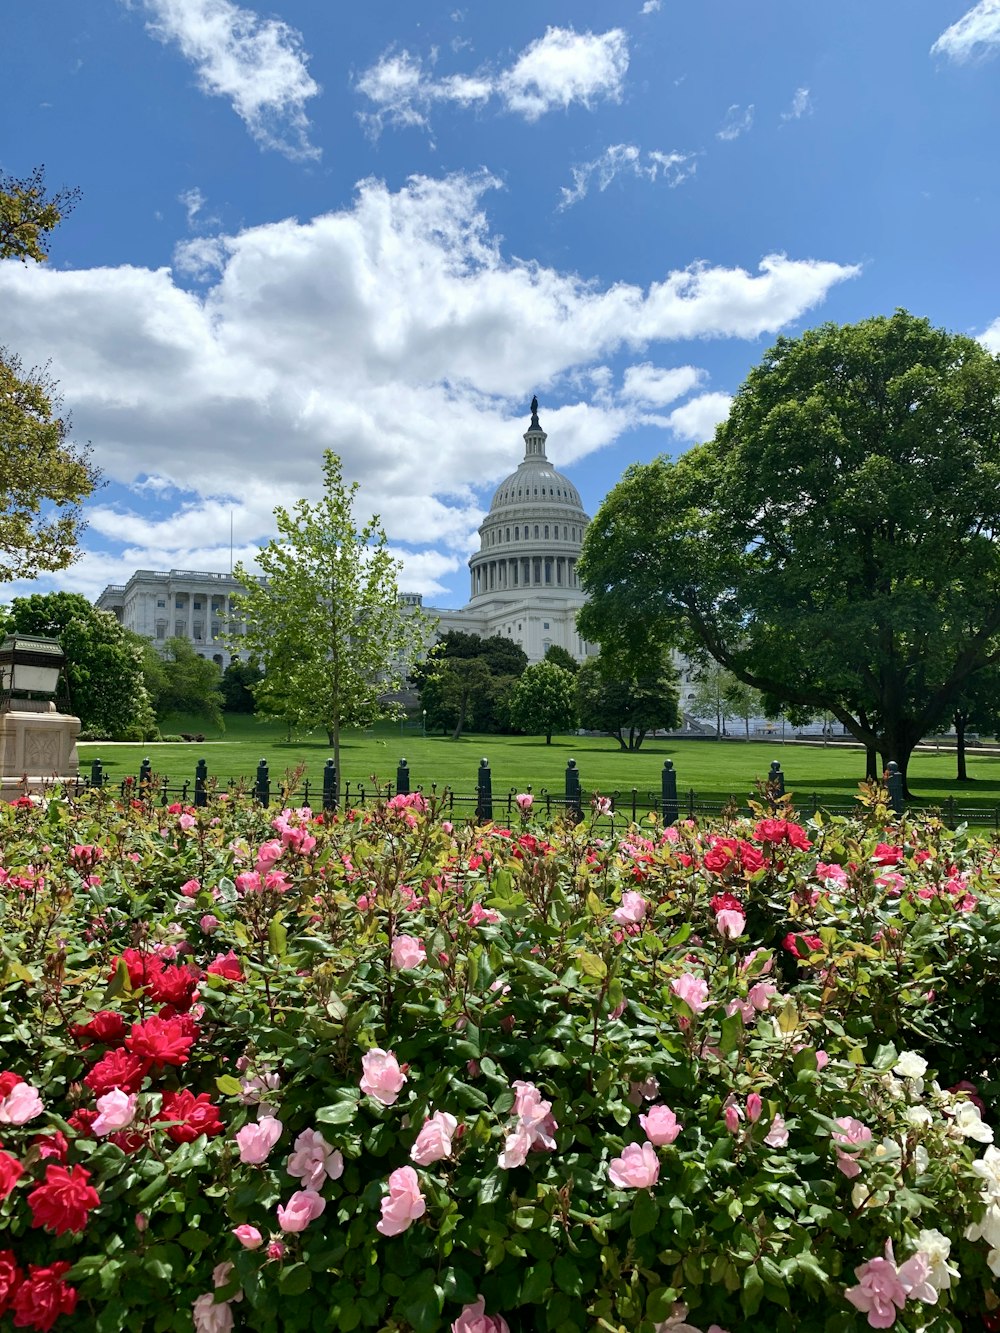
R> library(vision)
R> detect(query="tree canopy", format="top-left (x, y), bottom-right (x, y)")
top-left (508, 661), bottom-right (577, 744)
top-left (142, 638), bottom-right (224, 731)
top-left (576, 650), bottom-right (679, 750)
top-left (1, 592), bottom-right (153, 739)
top-left (1, 167), bottom-right (96, 583)
top-left (578, 310), bottom-right (1000, 790)
top-left (414, 632), bottom-right (528, 737)
top-left (232, 451), bottom-right (431, 792)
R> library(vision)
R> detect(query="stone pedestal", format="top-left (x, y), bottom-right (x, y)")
top-left (0, 703), bottom-right (81, 802)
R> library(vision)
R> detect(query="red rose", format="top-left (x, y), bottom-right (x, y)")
top-left (206, 951), bottom-right (243, 982)
top-left (0, 1150), bottom-right (23, 1200)
top-left (872, 842), bottom-right (903, 866)
top-left (108, 1129), bottom-right (146, 1155)
top-left (785, 822), bottom-right (812, 851)
top-left (783, 932), bottom-right (822, 959)
top-left (31, 1132), bottom-right (68, 1163)
top-left (0, 1249), bottom-right (23, 1318)
top-left (66, 1109), bottom-right (98, 1139)
top-left (702, 845), bottom-right (733, 873)
top-left (83, 1049), bottom-right (147, 1097)
top-left (125, 1015), bottom-right (195, 1069)
top-left (754, 818), bottom-right (788, 844)
top-left (710, 891), bottom-right (742, 914)
top-left (11, 1261), bottom-right (76, 1331)
top-left (70, 1011), bottom-right (127, 1047)
top-left (28, 1164), bottom-right (100, 1236)
top-left (147, 962), bottom-right (200, 1011)
top-left (156, 1089), bottom-right (224, 1144)
top-left (111, 948), bottom-right (162, 992)
top-left (0, 1073), bottom-right (24, 1100)
top-left (737, 842), bottom-right (767, 874)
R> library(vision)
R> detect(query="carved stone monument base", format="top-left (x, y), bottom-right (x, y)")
top-left (0, 704), bottom-right (81, 802)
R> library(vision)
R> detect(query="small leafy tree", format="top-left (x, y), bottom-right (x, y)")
top-left (576, 650), bottom-right (680, 750)
top-left (143, 638), bottom-right (224, 730)
top-left (414, 632), bottom-right (527, 735)
top-left (509, 661), bottom-right (577, 744)
top-left (220, 659), bottom-right (262, 714)
top-left (232, 452), bottom-right (432, 795)
top-left (543, 643), bottom-right (579, 674)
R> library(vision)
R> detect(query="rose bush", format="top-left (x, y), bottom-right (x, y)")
top-left (0, 784), bottom-right (999, 1330)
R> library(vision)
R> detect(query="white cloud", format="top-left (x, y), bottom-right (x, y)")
top-left (980, 317), bottom-right (1000, 353)
top-left (717, 103), bottom-right (754, 141)
top-left (621, 363), bottom-right (706, 407)
top-left (666, 391), bottom-right (734, 442)
top-left (640, 0), bottom-right (661, 12)
top-left (179, 186), bottom-right (206, 225)
top-left (131, 0), bottom-right (321, 159)
top-left (357, 25), bottom-right (627, 133)
top-left (931, 0), bottom-right (1000, 61)
top-left (781, 87), bottom-right (812, 120)
top-left (0, 172), bottom-right (857, 601)
top-left (559, 144), bottom-right (696, 208)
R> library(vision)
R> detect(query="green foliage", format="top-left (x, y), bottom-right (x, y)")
top-left (220, 659), bottom-right (262, 714)
top-left (579, 310), bottom-right (1000, 791)
top-left (687, 658), bottom-right (765, 739)
top-left (232, 452), bottom-right (432, 790)
top-left (509, 661), bottom-right (577, 744)
top-left (0, 164), bottom-right (80, 263)
top-left (3, 591), bottom-right (154, 738)
top-left (542, 644), bottom-right (578, 674)
top-left (0, 794), bottom-right (998, 1331)
top-left (576, 649), bottom-right (680, 750)
top-left (415, 633), bottom-right (528, 736)
top-left (143, 637), bottom-right (224, 730)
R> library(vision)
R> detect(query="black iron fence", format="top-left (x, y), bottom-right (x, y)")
top-left (45, 755), bottom-right (1000, 830)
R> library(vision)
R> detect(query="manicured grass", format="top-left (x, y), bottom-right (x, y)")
top-left (76, 713), bottom-right (1000, 813)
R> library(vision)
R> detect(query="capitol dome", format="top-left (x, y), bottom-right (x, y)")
top-left (468, 398), bottom-right (590, 609)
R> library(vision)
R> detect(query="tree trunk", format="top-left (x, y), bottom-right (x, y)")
top-left (545, 731), bottom-right (552, 744)
top-left (955, 711), bottom-right (969, 782)
top-left (451, 687), bottom-right (469, 741)
top-left (865, 744), bottom-right (879, 782)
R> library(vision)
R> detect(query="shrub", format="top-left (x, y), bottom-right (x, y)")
top-left (0, 790), bottom-right (998, 1332)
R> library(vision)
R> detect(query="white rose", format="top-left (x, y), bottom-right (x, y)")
top-left (952, 1101), bottom-right (994, 1143)
top-left (894, 1051), bottom-right (929, 1080)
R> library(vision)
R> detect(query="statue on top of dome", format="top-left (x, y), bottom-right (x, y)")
top-left (529, 395), bottom-right (540, 430)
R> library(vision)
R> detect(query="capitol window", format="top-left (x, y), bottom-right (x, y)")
top-left (544, 525), bottom-right (549, 539)
top-left (534, 525), bottom-right (539, 538)
top-left (515, 526), bottom-right (519, 540)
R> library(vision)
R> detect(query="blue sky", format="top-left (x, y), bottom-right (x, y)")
top-left (3, 0), bottom-right (1000, 609)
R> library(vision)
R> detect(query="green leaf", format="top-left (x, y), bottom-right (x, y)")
top-left (521, 1259), bottom-right (553, 1303)
top-left (215, 1074), bottom-right (243, 1096)
top-left (278, 1264), bottom-right (313, 1296)
top-left (741, 1263), bottom-right (764, 1317)
top-left (718, 1010), bottom-right (743, 1057)
top-left (578, 951), bottom-right (608, 980)
top-left (316, 1098), bottom-right (359, 1126)
top-left (630, 1189), bottom-right (659, 1238)
top-left (268, 915), bottom-right (288, 958)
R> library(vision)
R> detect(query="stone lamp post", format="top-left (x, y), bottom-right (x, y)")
top-left (0, 634), bottom-right (81, 801)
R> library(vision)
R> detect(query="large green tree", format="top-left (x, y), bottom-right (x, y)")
top-left (2, 592), bottom-right (153, 738)
top-left (142, 638), bottom-right (224, 731)
top-left (1, 168), bottom-right (96, 583)
top-left (232, 452), bottom-right (432, 794)
top-left (576, 650), bottom-right (679, 750)
top-left (414, 632), bottom-right (528, 736)
top-left (508, 661), bottom-right (577, 744)
top-left (579, 311), bottom-right (1000, 793)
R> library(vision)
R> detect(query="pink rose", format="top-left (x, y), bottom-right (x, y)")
top-left (255, 840), bottom-right (284, 871)
top-left (200, 915), bottom-right (220, 934)
top-left (613, 891), bottom-right (650, 925)
top-left (92, 1089), bottom-right (138, 1135)
top-left (286, 1128), bottom-right (344, 1190)
top-left (391, 935), bottom-right (426, 970)
top-left (747, 981), bottom-right (778, 1011)
top-left (0, 1081), bottom-right (43, 1125)
top-left (715, 908), bottom-right (746, 939)
top-left (746, 1093), bottom-right (763, 1123)
top-left (608, 1141), bottom-right (659, 1189)
top-left (235, 1115), bottom-right (283, 1165)
top-left (832, 1116), bottom-right (871, 1178)
top-left (180, 878), bottom-right (201, 897)
top-left (266, 1240), bottom-right (286, 1260)
top-left (844, 1241), bottom-right (908, 1328)
top-left (376, 1165), bottom-right (426, 1236)
top-left (498, 1122), bottom-right (534, 1170)
top-left (764, 1114), bottom-right (789, 1148)
top-left (452, 1295), bottom-right (511, 1333)
top-left (639, 1105), bottom-right (682, 1146)
top-left (724, 1103), bottom-right (742, 1134)
top-left (232, 1224), bottom-right (263, 1249)
top-left (276, 1188), bottom-right (326, 1233)
top-left (178, 813), bottom-right (197, 831)
top-left (628, 1076), bottom-right (661, 1106)
top-left (192, 1293), bottom-right (234, 1333)
top-left (515, 793), bottom-right (533, 812)
top-left (360, 1049), bottom-right (407, 1106)
top-left (670, 973), bottom-right (709, 1013)
top-left (411, 1111), bottom-right (459, 1166)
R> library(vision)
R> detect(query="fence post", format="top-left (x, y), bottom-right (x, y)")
top-left (397, 758), bottom-right (410, 795)
top-left (564, 758), bottom-right (582, 820)
top-left (139, 757), bottom-right (152, 790)
top-left (255, 758), bottom-right (270, 807)
top-left (476, 758), bottom-right (493, 822)
top-left (661, 760), bottom-right (678, 825)
top-left (194, 758), bottom-right (208, 808)
top-left (886, 761), bottom-right (904, 816)
top-left (89, 758), bottom-right (104, 789)
top-left (322, 759), bottom-right (337, 812)
top-left (769, 760), bottom-right (785, 797)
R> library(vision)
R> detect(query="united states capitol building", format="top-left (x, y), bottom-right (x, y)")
top-left (96, 400), bottom-right (599, 670)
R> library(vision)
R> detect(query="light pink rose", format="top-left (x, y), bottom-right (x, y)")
top-left (200, 914), bottom-right (220, 934)
top-left (608, 1141), bottom-right (660, 1189)
top-left (747, 981), bottom-right (778, 1011)
top-left (286, 1128), bottom-right (344, 1190)
top-left (896, 1252), bottom-right (936, 1304)
top-left (0, 1081), bottom-right (43, 1125)
top-left (613, 891), bottom-right (650, 925)
top-left (815, 1049), bottom-right (829, 1070)
top-left (178, 813), bottom-right (197, 831)
top-left (671, 973), bottom-right (709, 1013)
top-left (832, 1116), bottom-right (871, 1178)
top-left (391, 935), bottom-right (426, 970)
top-left (360, 1049), bottom-right (407, 1105)
top-left (746, 1093), bottom-right (763, 1123)
top-left (452, 1295), bottom-right (511, 1333)
top-left (266, 1240), bottom-right (286, 1260)
top-left (232, 1224), bottom-right (263, 1249)
top-left (276, 1188), bottom-right (326, 1233)
top-left (764, 1114), bottom-right (789, 1147)
top-left (639, 1105), bottom-right (682, 1146)
top-left (235, 1115), bottom-right (283, 1165)
top-left (376, 1165), bottom-right (426, 1236)
top-left (724, 1103), bottom-right (742, 1133)
top-left (511, 1081), bottom-right (557, 1146)
top-left (628, 1076), bottom-right (661, 1107)
top-left (180, 878), bottom-right (201, 897)
top-left (212, 1263), bottom-right (242, 1298)
top-left (411, 1111), bottom-right (459, 1166)
top-left (192, 1293), bottom-right (234, 1333)
top-left (844, 1241), bottom-right (908, 1328)
top-left (498, 1122), bottom-right (534, 1170)
top-left (92, 1089), bottom-right (138, 1135)
top-left (715, 908), bottom-right (746, 939)
top-left (515, 793), bottom-right (533, 812)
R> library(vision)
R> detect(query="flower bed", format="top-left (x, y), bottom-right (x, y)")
top-left (1, 786), bottom-right (999, 1331)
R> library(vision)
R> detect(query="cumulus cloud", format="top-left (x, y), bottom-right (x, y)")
top-left (717, 103), bottom-right (754, 141)
top-left (357, 25), bottom-right (628, 133)
top-left (559, 144), bottom-right (696, 208)
top-left (640, 0), bottom-right (662, 12)
top-left (931, 0), bottom-right (1000, 60)
top-left (0, 172), bottom-right (857, 601)
top-left (666, 391), bottom-right (734, 442)
top-left (621, 363), bottom-right (706, 406)
top-left (980, 317), bottom-right (1000, 353)
top-left (781, 87), bottom-right (812, 120)
top-left (131, 0), bottom-right (321, 159)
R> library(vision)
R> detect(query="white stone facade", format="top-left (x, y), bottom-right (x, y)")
top-left (95, 570), bottom-right (249, 670)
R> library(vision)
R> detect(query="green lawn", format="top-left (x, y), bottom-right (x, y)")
top-left (75, 713), bottom-right (1000, 816)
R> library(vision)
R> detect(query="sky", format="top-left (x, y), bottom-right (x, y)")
top-left (3, 0), bottom-right (1000, 611)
